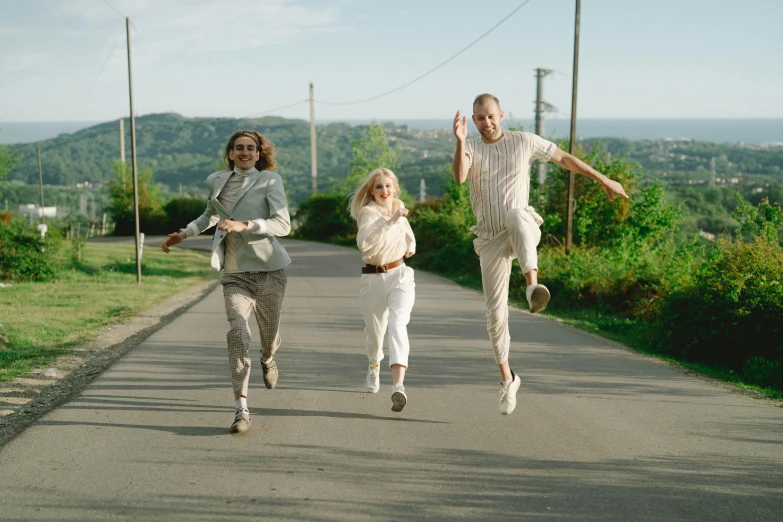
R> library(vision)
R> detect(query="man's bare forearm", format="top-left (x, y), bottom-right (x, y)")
top-left (557, 153), bottom-right (608, 184)
top-left (452, 141), bottom-right (468, 184)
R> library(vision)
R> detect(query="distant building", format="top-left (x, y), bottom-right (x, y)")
top-left (18, 204), bottom-right (56, 219)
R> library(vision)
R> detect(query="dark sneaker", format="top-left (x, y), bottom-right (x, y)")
top-left (261, 358), bottom-right (278, 389)
top-left (230, 408), bottom-right (250, 434)
top-left (526, 284), bottom-right (550, 313)
top-left (391, 384), bottom-right (407, 412)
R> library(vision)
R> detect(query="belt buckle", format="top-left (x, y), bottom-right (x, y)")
top-left (378, 264), bottom-right (387, 273)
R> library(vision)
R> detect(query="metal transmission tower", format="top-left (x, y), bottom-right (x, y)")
top-left (534, 68), bottom-right (556, 185)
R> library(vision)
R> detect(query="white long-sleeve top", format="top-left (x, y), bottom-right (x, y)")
top-left (356, 200), bottom-right (416, 266)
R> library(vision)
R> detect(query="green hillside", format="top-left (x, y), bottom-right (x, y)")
top-left (3, 113), bottom-right (455, 205)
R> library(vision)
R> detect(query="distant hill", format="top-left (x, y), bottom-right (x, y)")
top-left (3, 113), bottom-right (456, 204)
top-left (5, 113), bottom-right (781, 208)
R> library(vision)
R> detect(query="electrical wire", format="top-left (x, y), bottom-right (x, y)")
top-left (71, 32), bottom-right (126, 120)
top-left (317, 0), bottom-right (535, 106)
top-left (102, 0), bottom-right (126, 19)
top-left (241, 99), bottom-right (310, 119)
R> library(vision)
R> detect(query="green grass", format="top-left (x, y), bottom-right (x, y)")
top-left (0, 242), bottom-right (217, 382)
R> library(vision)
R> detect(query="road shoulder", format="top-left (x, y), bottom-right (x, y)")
top-left (0, 279), bottom-right (220, 447)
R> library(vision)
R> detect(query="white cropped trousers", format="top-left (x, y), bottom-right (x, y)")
top-left (359, 264), bottom-right (416, 368)
top-left (473, 208), bottom-right (542, 365)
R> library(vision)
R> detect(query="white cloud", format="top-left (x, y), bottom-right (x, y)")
top-left (130, 1), bottom-right (345, 53)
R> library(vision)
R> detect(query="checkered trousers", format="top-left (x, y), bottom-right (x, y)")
top-left (221, 270), bottom-right (287, 399)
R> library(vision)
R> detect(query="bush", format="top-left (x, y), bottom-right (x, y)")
top-left (538, 238), bottom-right (703, 319)
top-left (293, 193), bottom-right (355, 244)
top-left (0, 219), bottom-right (62, 281)
top-left (164, 196), bottom-right (207, 232)
top-left (406, 177), bottom-right (479, 282)
top-left (654, 236), bottom-right (783, 368)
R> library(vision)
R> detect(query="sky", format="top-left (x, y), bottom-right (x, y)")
top-left (0, 0), bottom-right (781, 124)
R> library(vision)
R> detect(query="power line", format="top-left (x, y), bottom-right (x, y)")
top-left (102, 0), bottom-right (126, 19)
top-left (72, 32), bottom-right (126, 120)
top-left (241, 99), bottom-right (310, 119)
top-left (317, 0), bottom-right (536, 106)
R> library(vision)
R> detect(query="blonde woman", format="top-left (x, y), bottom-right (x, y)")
top-left (349, 168), bottom-right (416, 412)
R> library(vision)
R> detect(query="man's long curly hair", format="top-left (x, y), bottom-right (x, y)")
top-left (223, 130), bottom-right (277, 172)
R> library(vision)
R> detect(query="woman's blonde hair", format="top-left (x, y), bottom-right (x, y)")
top-left (348, 167), bottom-right (402, 220)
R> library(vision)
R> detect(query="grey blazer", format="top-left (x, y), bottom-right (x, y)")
top-left (184, 169), bottom-right (291, 272)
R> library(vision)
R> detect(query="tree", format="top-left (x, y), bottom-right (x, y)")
top-left (107, 160), bottom-right (167, 235)
top-left (295, 122), bottom-right (401, 243)
top-left (0, 130), bottom-right (22, 181)
top-left (342, 121), bottom-right (399, 191)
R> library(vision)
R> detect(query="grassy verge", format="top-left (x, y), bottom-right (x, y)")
top-left (0, 242), bottom-right (216, 382)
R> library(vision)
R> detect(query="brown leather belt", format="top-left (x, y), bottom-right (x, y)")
top-left (361, 258), bottom-right (404, 274)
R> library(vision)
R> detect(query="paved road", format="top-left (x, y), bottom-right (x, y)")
top-left (1, 239), bottom-right (781, 521)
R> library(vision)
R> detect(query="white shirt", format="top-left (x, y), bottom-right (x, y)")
top-left (465, 131), bottom-right (556, 239)
top-left (356, 200), bottom-right (416, 266)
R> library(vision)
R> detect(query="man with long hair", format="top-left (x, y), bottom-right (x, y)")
top-left (161, 130), bottom-right (291, 434)
top-left (452, 94), bottom-right (628, 416)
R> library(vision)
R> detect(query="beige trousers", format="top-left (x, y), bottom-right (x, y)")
top-left (473, 208), bottom-right (541, 364)
top-left (221, 270), bottom-right (287, 400)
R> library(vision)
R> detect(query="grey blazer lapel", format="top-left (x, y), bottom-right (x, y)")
top-left (233, 171), bottom-right (261, 209)
top-left (210, 171), bottom-right (232, 216)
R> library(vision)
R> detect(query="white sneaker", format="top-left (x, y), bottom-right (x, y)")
top-left (366, 364), bottom-right (380, 393)
top-left (391, 384), bottom-right (407, 412)
top-left (526, 284), bottom-right (550, 313)
top-left (499, 372), bottom-right (521, 415)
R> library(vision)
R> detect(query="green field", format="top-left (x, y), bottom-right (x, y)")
top-left (0, 242), bottom-right (216, 382)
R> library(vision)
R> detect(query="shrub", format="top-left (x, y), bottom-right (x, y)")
top-left (0, 219), bottom-right (62, 281)
top-left (164, 196), bottom-right (207, 232)
top-left (293, 193), bottom-right (355, 244)
top-left (654, 236), bottom-right (783, 368)
top-left (406, 177), bottom-right (479, 282)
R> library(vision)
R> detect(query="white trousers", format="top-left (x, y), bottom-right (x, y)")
top-left (473, 208), bottom-right (542, 365)
top-left (359, 265), bottom-right (416, 368)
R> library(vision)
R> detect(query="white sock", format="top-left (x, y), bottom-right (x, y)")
top-left (236, 397), bottom-right (248, 410)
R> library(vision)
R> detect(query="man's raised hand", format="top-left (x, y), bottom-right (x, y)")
top-left (453, 110), bottom-right (467, 142)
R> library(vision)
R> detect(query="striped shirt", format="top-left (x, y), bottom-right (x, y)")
top-left (465, 131), bottom-right (556, 239)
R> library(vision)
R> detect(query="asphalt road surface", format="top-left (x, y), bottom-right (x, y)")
top-left (1, 238), bottom-right (781, 521)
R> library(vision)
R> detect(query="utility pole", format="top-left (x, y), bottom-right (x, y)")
top-left (37, 147), bottom-right (45, 225)
top-left (309, 82), bottom-right (317, 195)
top-left (119, 118), bottom-right (126, 164)
top-left (565, 0), bottom-right (581, 254)
top-left (126, 17), bottom-right (142, 283)
top-left (534, 68), bottom-right (554, 185)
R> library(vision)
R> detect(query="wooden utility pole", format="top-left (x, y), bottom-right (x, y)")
top-left (37, 147), bottom-right (45, 224)
top-left (309, 82), bottom-right (317, 195)
top-left (565, 0), bottom-right (581, 254)
top-left (126, 17), bottom-right (142, 283)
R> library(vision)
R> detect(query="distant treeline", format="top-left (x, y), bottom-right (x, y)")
top-left (3, 113), bottom-right (455, 205)
top-left (4, 113), bottom-right (782, 214)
